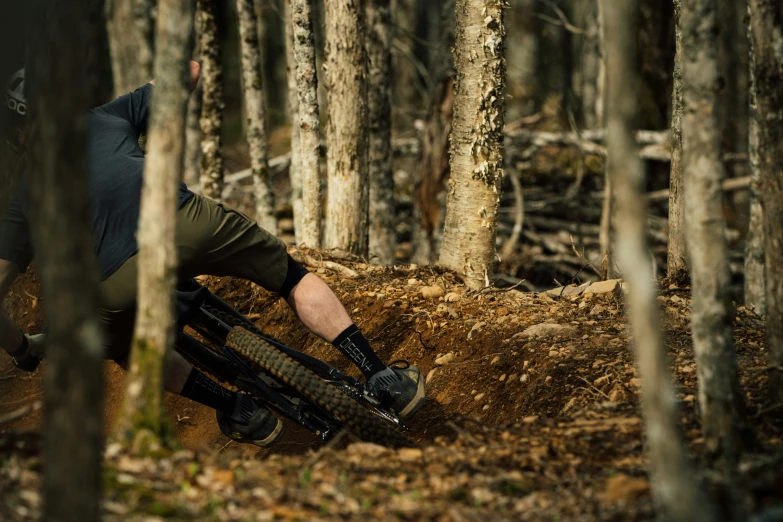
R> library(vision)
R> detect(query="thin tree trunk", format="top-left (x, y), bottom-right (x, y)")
top-left (744, 14), bottom-right (765, 315)
top-left (667, 0), bottom-right (687, 279)
top-left (366, 0), bottom-right (395, 265)
top-left (597, 0), bottom-right (611, 278)
top-left (439, 0), bottom-right (506, 289)
top-left (284, 0), bottom-right (304, 242)
top-left (115, 0), bottom-right (195, 445)
top-left (183, 82), bottom-right (203, 187)
top-left (681, 0), bottom-right (745, 465)
top-left (27, 2), bottom-right (104, 518)
top-left (748, 0), bottom-right (783, 403)
top-left (604, 0), bottom-right (715, 517)
top-left (323, 0), bottom-right (369, 256)
top-left (197, 0), bottom-right (225, 200)
top-left (507, 0), bottom-right (538, 120)
top-left (595, 0), bottom-right (606, 129)
top-left (292, 0), bottom-right (323, 248)
top-left (105, 0), bottom-right (155, 97)
top-left (237, 0), bottom-right (277, 233)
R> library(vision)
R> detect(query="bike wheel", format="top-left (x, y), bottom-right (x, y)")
top-left (226, 326), bottom-right (414, 448)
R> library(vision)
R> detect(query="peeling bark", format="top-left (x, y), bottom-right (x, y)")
top-left (115, 0), bottom-right (194, 443)
top-left (197, 0), bottom-right (225, 200)
top-left (681, 0), bottom-right (745, 465)
top-left (667, 0), bottom-right (687, 279)
top-left (237, 0), bottom-right (277, 233)
top-left (366, 0), bottom-right (395, 265)
top-left (439, 0), bottom-right (506, 289)
top-left (106, 0), bottom-right (155, 96)
top-left (284, 0), bottom-right (303, 242)
top-left (27, 1), bottom-right (104, 517)
top-left (292, 0), bottom-right (323, 248)
top-left (748, 0), bottom-right (783, 403)
top-left (323, 0), bottom-right (369, 256)
top-left (603, 1), bottom-right (714, 518)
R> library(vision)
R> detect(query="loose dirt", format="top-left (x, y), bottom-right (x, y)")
top-left (1, 253), bottom-right (781, 520)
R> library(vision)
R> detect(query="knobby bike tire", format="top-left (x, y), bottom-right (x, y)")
top-left (226, 326), bottom-right (414, 449)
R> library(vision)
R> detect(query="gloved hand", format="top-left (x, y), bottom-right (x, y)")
top-left (12, 333), bottom-right (45, 372)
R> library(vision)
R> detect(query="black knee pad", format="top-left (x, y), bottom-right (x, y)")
top-left (278, 255), bottom-right (310, 299)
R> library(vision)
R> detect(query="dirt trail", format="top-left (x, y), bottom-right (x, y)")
top-left (1, 255), bottom-right (781, 520)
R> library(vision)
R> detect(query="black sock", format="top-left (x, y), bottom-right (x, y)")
top-left (181, 369), bottom-right (237, 413)
top-left (332, 324), bottom-right (387, 379)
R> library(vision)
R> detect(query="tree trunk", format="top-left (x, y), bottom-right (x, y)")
top-left (323, 0), bottom-right (369, 256)
top-left (105, 0), bottom-right (155, 96)
top-left (439, 0), bottom-right (506, 289)
top-left (506, 0), bottom-right (537, 120)
top-left (115, 0), bottom-right (195, 445)
top-left (27, 2), bottom-right (104, 519)
top-left (237, 0), bottom-right (277, 233)
top-left (597, 0), bottom-right (611, 277)
top-left (748, 0), bottom-right (783, 403)
top-left (667, 0), bottom-right (687, 279)
top-left (284, 0), bottom-right (304, 242)
top-left (576, 0), bottom-right (604, 128)
top-left (292, 0), bottom-right (323, 248)
top-left (603, 0), bottom-right (715, 518)
top-left (681, 0), bottom-right (745, 466)
top-left (197, 0), bottom-right (225, 200)
top-left (183, 81), bottom-right (203, 187)
top-left (366, 0), bottom-right (395, 265)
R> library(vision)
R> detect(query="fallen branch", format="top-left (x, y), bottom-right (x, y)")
top-left (0, 401), bottom-right (41, 426)
top-left (646, 176), bottom-right (750, 201)
top-left (290, 252), bottom-right (359, 278)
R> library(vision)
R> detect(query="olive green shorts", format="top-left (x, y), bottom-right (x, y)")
top-left (99, 194), bottom-right (288, 362)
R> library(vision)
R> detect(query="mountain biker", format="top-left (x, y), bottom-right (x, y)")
top-left (0, 46), bottom-right (424, 448)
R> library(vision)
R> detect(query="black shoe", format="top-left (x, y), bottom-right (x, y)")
top-left (368, 363), bottom-right (426, 420)
top-left (217, 394), bottom-right (285, 448)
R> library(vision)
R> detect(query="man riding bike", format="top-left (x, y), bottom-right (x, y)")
top-left (0, 33), bottom-right (424, 448)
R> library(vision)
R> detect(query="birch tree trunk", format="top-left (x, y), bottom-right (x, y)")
top-left (323, 0), bottom-right (369, 256)
top-left (27, 2), bottom-right (104, 518)
top-left (284, 0), bottom-right (303, 242)
top-left (115, 0), bottom-right (194, 445)
top-left (748, 0), bottom-right (783, 402)
top-left (106, 0), bottom-right (155, 96)
top-left (292, 0), bottom-right (323, 248)
top-left (603, 1), bottom-right (714, 518)
top-left (237, 0), bottom-right (277, 233)
top-left (366, 0), bottom-right (395, 265)
top-left (667, 0), bottom-right (687, 279)
top-left (597, 0), bottom-right (612, 277)
top-left (439, 0), bottom-right (506, 289)
top-left (197, 0), bottom-right (225, 200)
top-left (681, 0), bottom-right (745, 465)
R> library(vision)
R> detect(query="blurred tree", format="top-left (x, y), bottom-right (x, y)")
top-left (114, 0), bottom-right (194, 445)
top-left (439, 0), bottom-right (506, 289)
top-left (292, 0), bottom-right (323, 248)
top-left (366, 0), bottom-right (396, 265)
top-left (603, 0), bottom-right (714, 518)
top-left (506, 0), bottom-right (538, 121)
top-left (667, 0), bottom-right (686, 279)
top-left (748, 0), bottom-right (783, 403)
top-left (682, 0), bottom-right (745, 466)
top-left (106, 0), bottom-right (155, 97)
top-left (198, 0), bottom-right (226, 200)
top-left (236, 0), bottom-right (277, 233)
top-left (323, 0), bottom-right (369, 256)
top-left (284, 0), bottom-right (303, 241)
top-left (26, 1), bottom-right (104, 518)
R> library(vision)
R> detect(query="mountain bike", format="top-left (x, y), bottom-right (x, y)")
top-left (172, 278), bottom-right (414, 449)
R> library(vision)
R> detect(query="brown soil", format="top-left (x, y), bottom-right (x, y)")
top-left (1, 255), bottom-right (782, 520)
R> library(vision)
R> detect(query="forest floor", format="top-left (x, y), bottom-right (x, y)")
top-left (0, 252), bottom-right (781, 521)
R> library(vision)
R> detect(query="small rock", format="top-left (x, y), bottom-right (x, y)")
top-left (444, 292), bottom-right (461, 302)
top-left (482, 404), bottom-right (490, 411)
top-left (594, 375), bottom-right (610, 386)
top-left (522, 415), bottom-right (538, 424)
top-left (517, 323), bottom-right (577, 339)
top-left (468, 321), bottom-right (487, 340)
top-left (589, 304), bottom-right (606, 316)
top-left (670, 294), bottom-right (681, 303)
top-left (601, 474), bottom-right (649, 503)
top-left (397, 448), bottom-right (423, 462)
top-left (421, 285), bottom-right (445, 299)
top-left (408, 278), bottom-right (420, 286)
top-left (583, 279), bottom-right (622, 296)
top-left (349, 442), bottom-right (388, 456)
top-left (608, 386), bottom-right (627, 403)
top-left (434, 352), bottom-right (456, 365)
top-left (426, 368), bottom-right (438, 383)
top-left (506, 373), bottom-right (519, 385)
top-left (499, 374), bottom-right (507, 382)
top-left (548, 350), bottom-right (559, 357)
top-left (497, 307), bottom-right (510, 316)
top-left (545, 375), bottom-right (552, 384)
top-left (562, 397), bottom-right (578, 412)
top-left (474, 392), bottom-right (486, 401)
top-left (562, 282), bottom-right (592, 297)
top-left (520, 374), bottom-right (529, 383)
top-left (490, 355), bottom-right (500, 365)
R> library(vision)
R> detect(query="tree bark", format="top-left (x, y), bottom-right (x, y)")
top-left (603, 1), bottom-right (715, 519)
top-left (27, 1), bottom-right (104, 519)
top-left (197, 0), bottom-right (225, 200)
top-left (667, 0), bottom-right (687, 279)
top-left (284, 0), bottom-right (304, 242)
top-left (323, 0), bottom-right (369, 256)
top-left (183, 81), bottom-right (203, 187)
top-left (292, 0), bottom-right (323, 248)
top-left (105, 0), bottom-right (155, 97)
top-left (115, 0), bottom-right (194, 445)
top-left (439, 0), bottom-right (506, 289)
top-left (597, 0), bottom-right (611, 277)
top-left (366, 0), bottom-right (395, 265)
top-left (748, 0), bottom-right (783, 403)
top-left (681, 0), bottom-right (745, 465)
top-left (237, 0), bottom-right (277, 233)
top-left (506, 0), bottom-right (537, 120)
